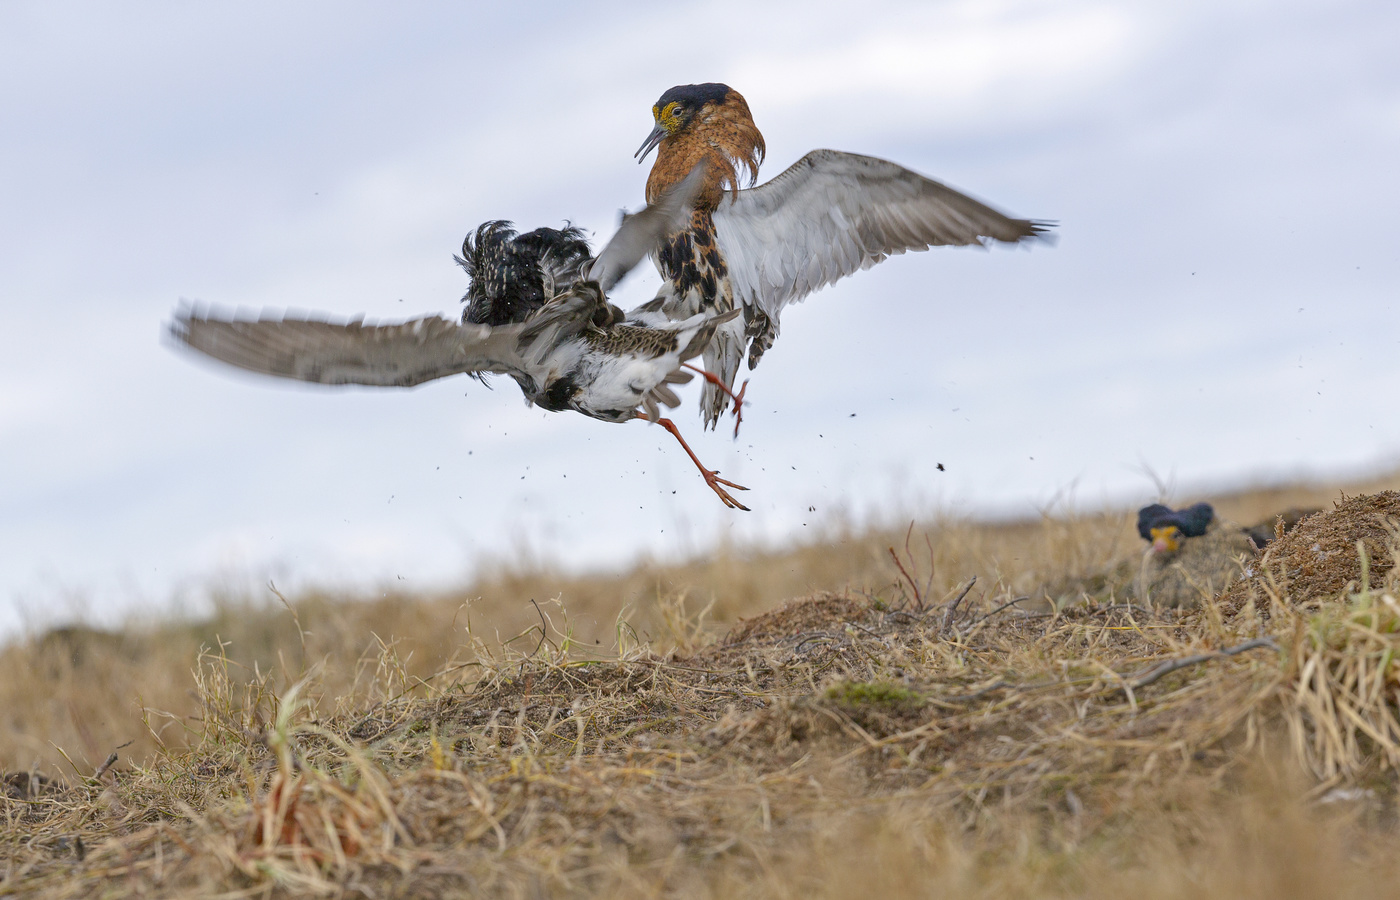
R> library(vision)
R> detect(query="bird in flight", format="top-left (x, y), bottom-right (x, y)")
top-left (634, 83), bottom-right (1054, 429)
top-left (171, 165), bottom-right (754, 509)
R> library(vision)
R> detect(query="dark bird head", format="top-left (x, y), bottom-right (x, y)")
top-left (635, 83), bottom-right (733, 160)
top-left (637, 83), bottom-right (766, 207)
top-left (456, 222), bottom-right (593, 326)
top-left (1137, 502), bottom-right (1215, 554)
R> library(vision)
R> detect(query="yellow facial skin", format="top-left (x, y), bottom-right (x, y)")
top-left (653, 101), bottom-right (684, 135)
top-left (635, 102), bottom-right (684, 162)
top-left (1150, 525), bottom-right (1183, 554)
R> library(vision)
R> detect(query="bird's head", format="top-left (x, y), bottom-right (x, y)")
top-left (1137, 502), bottom-right (1215, 555)
top-left (1149, 525), bottom-right (1184, 554)
top-left (635, 83), bottom-right (734, 162)
top-left (636, 83), bottom-right (766, 206)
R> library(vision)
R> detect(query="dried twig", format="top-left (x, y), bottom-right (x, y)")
top-left (888, 548), bottom-right (922, 610)
top-left (1120, 637), bottom-right (1278, 692)
top-left (794, 632), bottom-right (835, 654)
top-left (967, 596), bottom-right (1032, 629)
top-left (1085, 604), bottom-right (1158, 619)
top-left (93, 741), bottom-right (133, 782)
top-left (529, 599), bottom-right (548, 659)
top-left (940, 577), bottom-right (977, 631)
top-left (943, 680), bottom-right (1013, 703)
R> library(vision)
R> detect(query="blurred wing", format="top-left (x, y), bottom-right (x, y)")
top-left (587, 161), bottom-right (709, 293)
top-left (712, 149), bottom-right (1052, 321)
top-left (170, 305), bottom-right (528, 387)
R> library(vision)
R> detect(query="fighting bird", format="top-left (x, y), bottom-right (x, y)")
top-left (634, 83), bottom-right (1054, 428)
top-left (170, 165), bottom-right (754, 509)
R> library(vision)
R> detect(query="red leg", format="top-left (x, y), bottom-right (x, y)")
top-left (641, 414), bottom-right (750, 511)
top-left (682, 364), bottom-right (749, 438)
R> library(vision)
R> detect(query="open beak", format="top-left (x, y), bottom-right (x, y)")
top-left (635, 122), bottom-right (667, 162)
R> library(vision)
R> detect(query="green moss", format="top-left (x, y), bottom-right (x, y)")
top-left (825, 680), bottom-right (921, 707)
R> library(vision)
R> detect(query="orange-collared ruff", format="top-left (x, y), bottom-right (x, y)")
top-left (635, 82), bottom-right (1054, 429)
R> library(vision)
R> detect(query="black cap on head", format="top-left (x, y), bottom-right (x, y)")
top-left (656, 83), bottom-right (732, 109)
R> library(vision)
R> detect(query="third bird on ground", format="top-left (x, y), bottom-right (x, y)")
top-left (633, 83), bottom-right (1054, 429)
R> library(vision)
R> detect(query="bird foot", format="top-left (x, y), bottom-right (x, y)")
top-left (700, 467), bottom-right (750, 511)
top-left (644, 414), bottom-right (751, 511)
top-left (682, 364), bottom-right (749, 438)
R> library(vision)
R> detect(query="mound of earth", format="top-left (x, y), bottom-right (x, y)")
top-left (1221, 490), bottom-right (1400, 613)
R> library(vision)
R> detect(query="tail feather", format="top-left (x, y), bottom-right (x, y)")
top-left (699, 316), bottom-right (745, 429)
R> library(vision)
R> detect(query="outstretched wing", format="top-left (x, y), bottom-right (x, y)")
top-left (711, 149), bottom-right (1052, 322)
top-left (170, 304), bottom-right (530, 387)
top-left (586, 162), bottom-right (709, 293)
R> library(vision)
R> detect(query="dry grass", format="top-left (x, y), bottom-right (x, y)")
top-left (4, 470), bottom-right (1400, 897)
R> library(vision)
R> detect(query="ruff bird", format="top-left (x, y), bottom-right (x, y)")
top-left (1136, 502), bottom-right (1216, 554)
top-left (1132, 502), bottom-right (1263, 608)
top-left (170, 165), bottom-right (753, 509)
top-left (634, 83), bottom-right (1054, 428)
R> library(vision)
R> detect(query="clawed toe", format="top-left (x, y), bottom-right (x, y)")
top-left (703, 470), bottom-right (750, 510)
top-left (645, 413), bottom-right (752, 511)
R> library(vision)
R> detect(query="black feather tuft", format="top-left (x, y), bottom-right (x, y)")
top-left (457, 223), bottom-right (594, 326)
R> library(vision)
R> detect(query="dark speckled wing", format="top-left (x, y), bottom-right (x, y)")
top-left (170, 304), bottom-right (530, 387)
top-left (584, 324), bottom-right (680, 358)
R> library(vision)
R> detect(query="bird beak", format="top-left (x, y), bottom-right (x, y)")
top-left (635, 123), bottom-right (667, 162)
top-left (1150, 527), bottom-right (1181, 554)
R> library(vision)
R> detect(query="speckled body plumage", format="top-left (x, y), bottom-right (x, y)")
top-left (443, 220), bottom-right (729, 422)
top-left (639, 88), bottom-right (765, 427)
top-left (529, 295), bottom-right (735, 424)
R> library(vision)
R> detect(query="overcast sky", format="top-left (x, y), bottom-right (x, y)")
top-left (2, 1), bottom-right (1397, 636)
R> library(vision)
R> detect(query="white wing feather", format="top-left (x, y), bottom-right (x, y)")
top-left (169, 305), bottom-right (530, 387)
top-left (711, 149), bottom-right (1050, 322)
